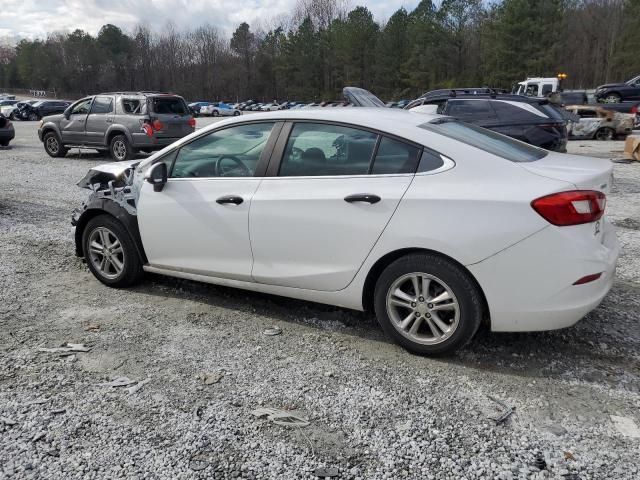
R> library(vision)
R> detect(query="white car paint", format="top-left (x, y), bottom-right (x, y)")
top-left (129, 108), bottom-right (618, 334)
top-left (199, 104), bottom-right (240, 117)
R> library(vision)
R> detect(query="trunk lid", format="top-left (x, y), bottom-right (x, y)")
top-left (519, 152), bottom-right (614, 194)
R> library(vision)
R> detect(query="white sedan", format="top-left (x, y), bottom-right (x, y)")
top-left (200, 103), bottom-right (241, 117)
top-left (72, 109), bottom-right (618, 355)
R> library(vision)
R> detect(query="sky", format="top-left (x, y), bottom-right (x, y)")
top-left (0, 0), bottom-right (421, 41)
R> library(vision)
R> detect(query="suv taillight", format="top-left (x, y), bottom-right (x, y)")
top-left (632, 105), bottom-right (638, 115)
top-left (152, 120), bottom-right (163, 131)
top-left (531, 190), bottom-right (606, 226)
top-left (188, 117), bottom-right (196, 128)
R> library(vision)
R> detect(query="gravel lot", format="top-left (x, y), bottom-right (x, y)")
top-left (1, 119), bottom-right (639, 480)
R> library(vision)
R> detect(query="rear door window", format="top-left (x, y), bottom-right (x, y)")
top-left (420, 118), bottom-right (547, 162)
top-left (492, 101), bottom-right (539, 123)
top-left (150, 97), bottom-right (188, 115)
top-left (90, 96), bottom-right (113, 114)
top-left (371, 137), bottom-right (421, 175)
top-left (279, 123), bottom-right (378, 177)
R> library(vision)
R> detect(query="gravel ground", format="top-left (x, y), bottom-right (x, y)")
top-left (1, 120), bottom-right (639, 480)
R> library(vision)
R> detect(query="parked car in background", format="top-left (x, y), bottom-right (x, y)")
top-left (38, 91), bottom-right (195, 161)
top-left (564, 105), bottom-right (634, 140)
top-left (595, 75), bottom-right (640, 103)
top-left (598, 101), bottom-right (640, 128)
top-left (16, 100), bottom-right (71, 121)
top-left (1, 100), bottom-right (37, 120)
top-left (0, 93), bottom-right (16, 100)
top-left (188, 101), bottom-right (214, 117)
top-left (200, 102), bottom-right (241, 117)
top-left (0, 100), bottom-right (19, 118)
top-left (259, 103), bottom-right (281, 111)
top-left (71, 108), bottom-right (618, 355)
top-left (0, 113), bottom-right (15, 146)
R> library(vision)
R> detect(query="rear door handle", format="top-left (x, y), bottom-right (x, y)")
top-left (216, 195), bottom-right (243, 205)
top-left (344, 193), bottom-right (381, 204)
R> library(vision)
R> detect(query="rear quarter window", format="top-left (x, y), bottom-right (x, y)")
top-left (419, 118), bottom-right (547, 162)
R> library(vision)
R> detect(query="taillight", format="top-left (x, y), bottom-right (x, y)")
top-left (188, 117), bottom-right (196, 128)
top-left (152, 120), bottom-right (163, 131)
top-left (531, 190), bottom-right (606, 226)
top-left (632, 105), bottom-right (638, 114)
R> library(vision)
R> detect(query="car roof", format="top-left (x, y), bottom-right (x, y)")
top-left (239, 107), bottom-right (439, 130)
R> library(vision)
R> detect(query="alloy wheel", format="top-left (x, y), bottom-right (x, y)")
top-left (87, 227), bottom-right (125, 280)
top-left (386, 272), bottom-right (460, 345)
top-left (45, 136), bottom-right (59, 155)
top-left (113, 140), bottom-right (127, 160)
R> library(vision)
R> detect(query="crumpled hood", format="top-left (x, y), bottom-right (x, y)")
top-left (77, 160), bottom-right (140, 189)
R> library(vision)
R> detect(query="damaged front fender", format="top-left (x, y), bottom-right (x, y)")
top-left (73, 160), bottom-right (147, 262)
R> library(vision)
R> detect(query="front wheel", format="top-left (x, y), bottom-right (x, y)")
top-left (28, 112), bottom-right (39, 121)
top-left (374, 253), bottom-right (484, 355)
top-left (110, 134), bottom-right (133, 161)
top-left (602, 93), bottom-right (621, 103)
top-left (233, 111), bottom-right (240, 116)
top-left (212, 110), bottom-right (219, 117)
top-left (82, 215), bottom-right (143, 287)
top-left (595, 127), bottom-right (615, 141)
top-left (43, 132), bottom-right (68, 157)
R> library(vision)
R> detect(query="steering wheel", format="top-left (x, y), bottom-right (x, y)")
top-left (215, 155), bottom-right (251, 177)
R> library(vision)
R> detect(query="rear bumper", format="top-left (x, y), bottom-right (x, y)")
top-left (468, 218), bottom-right (619, 332)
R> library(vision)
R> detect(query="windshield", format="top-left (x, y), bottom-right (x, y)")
top-left (420, 118), bottom-right (548, 162)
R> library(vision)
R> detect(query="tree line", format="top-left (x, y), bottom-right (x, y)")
top-left (0, 0), bottom-right (638, 103)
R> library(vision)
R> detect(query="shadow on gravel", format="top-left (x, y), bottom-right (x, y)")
top-left (122, 271), bottom-right (639, 387)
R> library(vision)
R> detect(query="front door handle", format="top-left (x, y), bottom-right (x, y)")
top-left (344, 193), bottom-right (381, 204)
top-left (216, 195), bottom-right (244, 205)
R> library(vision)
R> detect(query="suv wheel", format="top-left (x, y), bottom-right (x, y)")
top-left (233, 111), bottom-right (240, 116)
top-left (28, 112), bottom-right (39, 121)
top-left (82, 215), bottom-right (143, 287)
top-left (212, 110), bottom-right (219, 117)
top-left (110, 134), bottom-right (133, 161)
top-left (43, 132), bottom-right (68, 158)
top-left (374, 253), bottom-right (483, 355)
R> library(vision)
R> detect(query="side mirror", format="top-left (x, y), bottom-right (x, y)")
top-left (63, 108), bottom-right (71, 120)
top-left (145, 162), bottom-right (168, 192)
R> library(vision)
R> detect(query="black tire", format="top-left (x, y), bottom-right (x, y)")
top-left (212, 110), bottom-right (219, 117)
top-left (28, 112), bottom-right (39, 121)
top-left (110, 134), bottom-right (133, 161)
top-left (9, 112), bottom-right (16, 120)
top-left (374, 253), bottom-right (484, 355)
top-left (82, 215), bottom-right (143, 288)
top-left (233, 111), bottom-right (240, 116)
top-left (0, 141), bottom-right (9, 147)
top-left (595, 127), bottom-right (615, 141)
top-left (43, 131), bottom-right (68, 158)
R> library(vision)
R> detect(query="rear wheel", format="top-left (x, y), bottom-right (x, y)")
top-left (110, 134), bottom-right (133, 161)
top-left (28, 112), bottom-right (39, 121)
top-left (82, 215), bottom-right (143, 287)
top-left (212, 110), bottom-right (219, 117)
top-left (374, 253), bottom-right (483, 355)
top-left (0, 141), bottom-right (9, 147)
top-left (595, 127), bottom-right (615, 141)
top-left (233, 111), bottom-right (240, 116)
top-left (43, 131), bottom-right (68, 157)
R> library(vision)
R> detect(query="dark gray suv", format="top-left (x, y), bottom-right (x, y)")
top-left (38, 92), bottom-right (195, 161)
